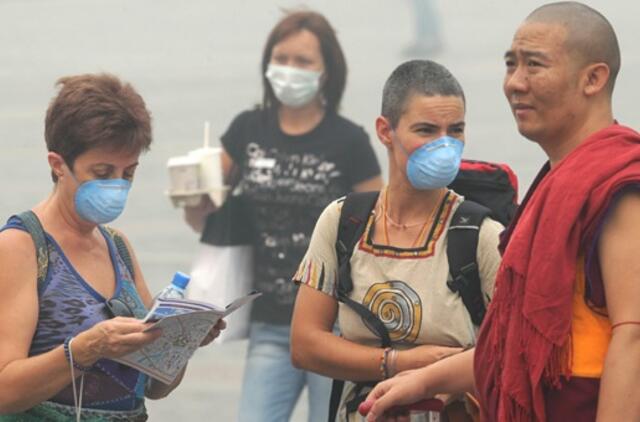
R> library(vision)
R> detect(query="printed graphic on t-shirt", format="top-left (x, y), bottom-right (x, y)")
top-left (362, 280), bottom-right (422, 343)
top-left (244, 142), bottom-right (344, 205)
top-left (222, 109), bottom-right (381, 324)
top-left (241, 142), bottom-right (350, 314)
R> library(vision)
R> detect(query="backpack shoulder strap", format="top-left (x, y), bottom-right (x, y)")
top-left (329, 191), bottom-right (387, 422)
top-left (446, 200), bottom-right (491, 326)
top-left (335, 192), bottom-right (390, 345)
top-left (336, 191), bottom-right (379, 294)
top-left (103, 226), bottom-right (135, 280)
top-left (16, 211), bottom-right (49, 293)
top-left (336, 191), bottom-right (379, 278)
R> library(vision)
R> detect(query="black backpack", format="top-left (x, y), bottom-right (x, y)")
top-left (328, 159), bottom-right (518, 421)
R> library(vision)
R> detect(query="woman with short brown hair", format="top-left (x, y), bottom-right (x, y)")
top-left (0, 73), bottom-right (222, 421)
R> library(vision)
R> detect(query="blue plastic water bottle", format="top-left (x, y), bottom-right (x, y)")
top-left (158, 271), bottom-right (191, 299)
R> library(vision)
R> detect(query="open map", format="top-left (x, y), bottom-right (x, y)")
top-left (113, 292), bottom-right (261, 384)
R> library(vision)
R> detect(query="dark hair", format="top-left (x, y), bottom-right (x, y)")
top-left (381, 60), bottom-right (465, 128)
top-left (45, 73), bottom-right (152, 182)
top-left (261, 10), bottom-right (347, 113)
top-left (526, 2), bottom-right (620, 94)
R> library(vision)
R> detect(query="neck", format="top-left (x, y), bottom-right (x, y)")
top-left (278, 100), bottom-right (325, 136)
top-left (35, 186), bottom-right (97, 237)
top-left (385, 175), bottom-right (446, 225)
top-left (544, 106), bottom-right (614, 167)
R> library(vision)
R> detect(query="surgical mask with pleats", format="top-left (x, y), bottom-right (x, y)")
top-left (265, 64), bottom-right (322, 108)
top-left (403, 135), bottom-right (464, 190)
top-left (69, 171), bottom-right (131, 224)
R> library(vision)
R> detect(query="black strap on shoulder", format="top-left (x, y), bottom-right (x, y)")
top-left (334, 191), bottom-right (391, 346)
top-left (16, 211), bottom-right (49, 294)
top-left (104, 227), bottom-right (135, 279)
top-left (329, 192), bottom-right (393, 422)
top-left (336, 191), bottom-right (379, 292)
top-left (446, 200), bottom-right (491, 326)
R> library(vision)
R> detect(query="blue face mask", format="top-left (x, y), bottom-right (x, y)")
top-left (404, 136), bottom-right (464, 190)
top-left (73, 178), bottom-right (131, 224)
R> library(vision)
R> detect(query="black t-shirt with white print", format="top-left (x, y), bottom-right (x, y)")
top-left (222, 107), bottom-right (381, 325)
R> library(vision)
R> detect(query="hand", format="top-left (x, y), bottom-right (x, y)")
top-left (184, 195), bottom-right (217, 233)
top-left (200, 318), bottom-right (226, 347)
top-left (361, 366), bottom-right (434, 422)
top-left (398, 344), bottom-right (463, 370)
top-left (74, 317), bottom-right (162, 366)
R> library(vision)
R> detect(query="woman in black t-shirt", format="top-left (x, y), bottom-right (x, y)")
top-left (184, 10), bottom-right (382, 422)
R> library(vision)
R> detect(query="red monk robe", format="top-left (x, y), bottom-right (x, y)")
top-left (474, 124), bottom-right (640, 421)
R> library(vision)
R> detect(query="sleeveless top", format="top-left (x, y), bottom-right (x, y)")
top-left (1, 216), bottom-right (149, 412)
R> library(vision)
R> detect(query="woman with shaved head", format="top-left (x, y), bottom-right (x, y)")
top-left (361, 3), bottom-right (640, 421)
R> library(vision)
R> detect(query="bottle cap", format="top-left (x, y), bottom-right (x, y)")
top-left (171, 271), bottom-right (191, 289)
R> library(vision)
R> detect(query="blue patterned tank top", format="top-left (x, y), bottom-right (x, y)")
top-left (1, 216), bottom-right (149, 412)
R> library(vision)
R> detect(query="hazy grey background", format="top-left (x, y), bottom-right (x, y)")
top-left (1, 0), bottom-right (638, 420)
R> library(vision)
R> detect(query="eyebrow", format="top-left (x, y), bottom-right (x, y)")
top-left (504, 49), bottom-right (551, 61)
top-left (409, 121), bottom-right (465, 130)
top-left (91, 162), bottom-right (139, 170)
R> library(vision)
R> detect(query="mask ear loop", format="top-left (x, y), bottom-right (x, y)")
top-left (67, 337), bottom-right (85, 422)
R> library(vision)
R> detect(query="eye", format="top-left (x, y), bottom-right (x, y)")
top-left (416, 127), bottom-right (437, 135)
top-left (94, 172), bottom-right (111, 180)
top-left (272, 54), bottom-right (287, 65)
top-left (527, 60), bottom-right (542, 67)
top-left (123, 172), bottom-right (135, 181)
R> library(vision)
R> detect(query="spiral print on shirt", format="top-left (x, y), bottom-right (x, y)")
top-left (362, 280), bottom-right (422, 343)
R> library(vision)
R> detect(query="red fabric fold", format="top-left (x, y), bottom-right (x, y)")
top-left (474, 124), bottom-right (640, 421)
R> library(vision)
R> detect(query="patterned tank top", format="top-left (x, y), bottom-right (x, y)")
top-left (1, 216), bottom-right (149, 412)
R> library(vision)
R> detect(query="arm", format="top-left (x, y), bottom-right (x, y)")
top-left (183, 150), bottom-right (235, 233)
top-left (0, 229), bottom-right (159, 413)
top-left (291, 285), bottom-right (461, 381)
top-left (596, 192), bottom-right (640, 421)
top-left (363, 348), bottom-right (476, 421)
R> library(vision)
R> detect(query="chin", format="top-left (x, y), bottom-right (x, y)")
top-left (516, 124), bottom-right (542, 143)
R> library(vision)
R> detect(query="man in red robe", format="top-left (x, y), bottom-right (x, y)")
top-left (362, 2), bottom-right (640, 421)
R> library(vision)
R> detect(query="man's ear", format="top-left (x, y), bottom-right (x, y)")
top-left (582, 62), bottom-right (610, 97)
top-left (376, 116), bottom-right (394, 149)
top-left (47, 152), bottom-right (66, 180)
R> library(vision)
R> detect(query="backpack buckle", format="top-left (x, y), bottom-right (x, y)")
top-left (447, 263), bottom-right (477, 293)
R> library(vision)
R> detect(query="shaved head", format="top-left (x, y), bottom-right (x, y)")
top-left (526, 1), bottom-right (620, 93)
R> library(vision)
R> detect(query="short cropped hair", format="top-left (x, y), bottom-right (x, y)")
top-left (45, 73), bottom-right (152, 182)
top-left (526, 2), bottom-right (620, 94)
top-left (261, 10), bottom-right (347, 113)
top-left (381, 60), bottom-right (465, 129)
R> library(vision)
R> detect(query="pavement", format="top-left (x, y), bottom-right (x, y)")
top-left (1, 0), bottom-right (639, 420)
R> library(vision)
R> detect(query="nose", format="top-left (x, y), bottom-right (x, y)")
top-left (504, 64), bottom-right (528, 98)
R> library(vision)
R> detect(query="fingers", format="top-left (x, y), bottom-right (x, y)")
top-left (364, 379), bottom-right (417, 422)
top-left (85, 318), bottom-right (163, 359)
top-left (214, 318), bottom-right (226, 330)
top-left (363, 381), bottom-right (393, 421)
top-left (200, 319), bottom-right (226, 347)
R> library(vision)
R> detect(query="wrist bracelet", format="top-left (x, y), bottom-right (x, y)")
top-left (63, 336), bottom-right (93, 372)
top-left (387, 349), bottom-right (398, 378)
top-left (380, 347), bottom-right (393, 379)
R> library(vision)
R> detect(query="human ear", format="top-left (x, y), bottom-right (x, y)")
top-left (583, 62), bottom-right (610, 96)
top-left (47, 152), bottom-right (67, 180)
top-left (375, 116), bottom-right (394, 149)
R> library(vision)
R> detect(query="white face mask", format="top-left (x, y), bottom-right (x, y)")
top-left (265, 64), bottom-right (322, 108)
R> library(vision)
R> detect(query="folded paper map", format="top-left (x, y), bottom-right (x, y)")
top-left (113, 291), bottom-right (261, 384)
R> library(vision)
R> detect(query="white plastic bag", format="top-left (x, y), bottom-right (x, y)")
top-left (188, 242), bottom-right (253, 343)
